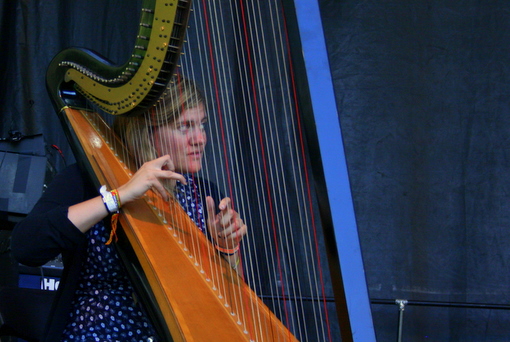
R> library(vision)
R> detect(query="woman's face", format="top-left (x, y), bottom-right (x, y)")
top-left (154, 104), bottom-right (207, 173)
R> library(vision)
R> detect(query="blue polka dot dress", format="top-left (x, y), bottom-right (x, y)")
top-left (175, 174), bottom-right (206, 231)
top-left (61, 222), bottom-right (158, 342)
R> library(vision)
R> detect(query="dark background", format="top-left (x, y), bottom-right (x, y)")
top-left (2, 1), bottom-right (510, 341)
top-left (319, 1), bottom-right (510, 341)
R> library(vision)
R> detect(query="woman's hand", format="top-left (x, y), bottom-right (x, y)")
top-left (205, 196), bottom-right (247, 249)
top-left (118, 155), bottom-right (186, 204)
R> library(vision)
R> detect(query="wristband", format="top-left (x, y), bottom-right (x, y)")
top-left (100, 185), bottom-right (120, 213)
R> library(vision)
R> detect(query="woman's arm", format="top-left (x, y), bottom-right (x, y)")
top-left (12, 155), bottom-right (186, 265)
top-left (68, 155), bottom-right (186, 233)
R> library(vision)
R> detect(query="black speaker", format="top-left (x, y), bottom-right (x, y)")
top-left (0, 134), bottom-right (47, 217)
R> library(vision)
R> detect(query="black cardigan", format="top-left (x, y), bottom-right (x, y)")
top-left (11, 164), bottom-right (221, 341)
top-left (11, 164), bottom-right (94, 341)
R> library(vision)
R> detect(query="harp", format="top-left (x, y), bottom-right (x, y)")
top-left (46, 0), bottom-right (375, 341)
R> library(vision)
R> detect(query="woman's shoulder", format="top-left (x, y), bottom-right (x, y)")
top-left (45, 163), bottom-right (96, 201)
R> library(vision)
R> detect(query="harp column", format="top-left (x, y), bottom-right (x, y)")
top-left (293, 0), bottom-right (376, 340)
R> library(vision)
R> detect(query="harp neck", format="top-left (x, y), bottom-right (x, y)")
top-left (46, 0), bottom-right (191, 117)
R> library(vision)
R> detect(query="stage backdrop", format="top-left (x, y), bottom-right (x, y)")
top-left (320, 1), bottom-right (510, 341)
top-left (2, 0), bottom-right (510, 341)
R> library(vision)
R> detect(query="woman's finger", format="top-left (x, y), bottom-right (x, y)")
top-left (218, 197), bottom-right (231, 211)
top-left (153, 169), bottom-right (187, 185)
top-left (222, 219), bottom-right (246, 238)
top-left (205, 196), bottom-right (220, 235)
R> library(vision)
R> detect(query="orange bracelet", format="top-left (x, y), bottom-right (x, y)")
top-left (215, 244), bottom-right (239, 255)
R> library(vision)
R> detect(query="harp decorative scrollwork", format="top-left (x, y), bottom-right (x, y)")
top-left (47, 0), bottom-right (190, 116)
top-left (46, 0), bottom-right (375, 341)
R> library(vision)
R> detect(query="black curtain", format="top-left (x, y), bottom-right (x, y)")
top-left (2, 0), bottom-right (510, 341)
top-left (320, 0), bottom-right (510, 341)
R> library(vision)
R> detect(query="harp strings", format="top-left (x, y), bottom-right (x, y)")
top-left (180, 0), bottom-right (334, 340)
top-left (204, 3), bottom-right (266, 335)
top-left (184, 2), bottom-right (259, 334)
top-left (273, 4), bottom-right (332, 341)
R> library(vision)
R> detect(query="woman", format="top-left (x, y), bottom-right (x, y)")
top-left (11, 79), bottom-right (247, 341)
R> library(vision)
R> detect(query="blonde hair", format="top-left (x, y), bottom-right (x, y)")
top-left (113, 78), bottom-right (205, 168)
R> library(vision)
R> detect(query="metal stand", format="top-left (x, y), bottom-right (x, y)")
top-left (395, 299), bottom-right (408, 342)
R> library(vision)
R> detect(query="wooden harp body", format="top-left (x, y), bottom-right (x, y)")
top-left (46, 0), bottom-right (375, 341)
